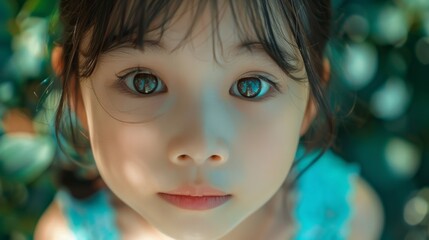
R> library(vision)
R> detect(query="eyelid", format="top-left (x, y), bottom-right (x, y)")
top-left (115, 66), bottom-right (151, 79)
top-left (241, 72), bottom-right (283, 93)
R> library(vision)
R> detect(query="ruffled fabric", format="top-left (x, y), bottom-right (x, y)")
top-left (293, 147), bottom-right (360, 240)
top-left (56, 189), bottom-right (120, 240)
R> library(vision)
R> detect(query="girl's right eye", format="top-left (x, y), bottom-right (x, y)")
top-left (117, 70), bottom-right (167, 96)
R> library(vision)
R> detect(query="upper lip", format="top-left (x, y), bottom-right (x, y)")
top-left (160, 183), bottom-right (230, 197)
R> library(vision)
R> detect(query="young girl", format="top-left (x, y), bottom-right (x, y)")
top-left (35, 0), bottom-right (384, 239)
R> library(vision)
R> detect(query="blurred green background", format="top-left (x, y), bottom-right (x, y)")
top-left (0, 0), bottom-right (428, 239)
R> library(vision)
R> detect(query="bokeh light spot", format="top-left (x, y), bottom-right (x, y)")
top-left (343, 14), bottom-right (369, 42)
top-left (343, 43), bottom-right (378, 90)
top-left (375, 5), bottom-right (408, 46)
top-left (0, 82), bottom-right (13, 102)
top-left (415, 37), bottom-right (429, 65)
top-left (370, 77), bottom-right (411, 120)
top-left (404, 196), bottom-right (428, 226)
top-left (403, 0), bottom-right (429, 10)
top-left (385, 137), bottom-right (421, 179)
top-left (8, 17), bottom-right (48, 79)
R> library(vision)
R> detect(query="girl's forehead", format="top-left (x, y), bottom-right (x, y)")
top-left (78, 1), bottom-right (303, 75)
top-left (145, 5), bottom-right (239, 51)
top-left (141, 5), bottom-right (271, 58)
top-left (84, 1), bottom-right (295, 51)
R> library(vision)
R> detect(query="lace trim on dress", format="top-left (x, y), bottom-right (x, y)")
top-left (293, 147), bottom-right (360, 240)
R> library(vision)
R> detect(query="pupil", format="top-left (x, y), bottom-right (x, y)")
top-left (238, 78), bottom-right (261, 98)
top-left (134, 73), bottom-right (158, 94)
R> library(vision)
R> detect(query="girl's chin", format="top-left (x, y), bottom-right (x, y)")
top-left (161, 229), bottom-right (231, 240)
top-left (145, 215), bottom-right (239, 240)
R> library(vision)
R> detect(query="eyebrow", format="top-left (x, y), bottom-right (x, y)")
top-left (105, 38), bottom-right (271, 59)
top-left (235, 41), bottom-right (269, 56)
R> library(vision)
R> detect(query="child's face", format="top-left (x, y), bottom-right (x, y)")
top-left (79, 4), bottom-right (310, 240)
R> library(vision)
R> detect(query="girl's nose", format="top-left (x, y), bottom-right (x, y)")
top-left (166, 102), bottom-right (231, 167)
top-left (168, 138), bottom-right (230, 167)
top-left (166, 75), bottom-right (232, 167)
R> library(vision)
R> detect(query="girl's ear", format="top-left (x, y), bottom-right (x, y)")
top-left (51, 46), bottom-right (63, 76)
top-left (299, 58), bottom-right (330, 136)
top-left (51, 46), bottom-right (89, 130)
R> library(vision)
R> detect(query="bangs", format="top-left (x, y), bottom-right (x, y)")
top-left (77, 0), bottom-right (304, 80)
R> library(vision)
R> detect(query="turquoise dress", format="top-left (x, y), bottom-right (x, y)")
top-left (55, 147), bottom-right (359, 240)
top-left (293, 148), bottom-right (359, 239)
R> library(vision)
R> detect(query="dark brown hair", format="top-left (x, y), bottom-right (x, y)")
top-left (54, 0), bottom-right (334, 191)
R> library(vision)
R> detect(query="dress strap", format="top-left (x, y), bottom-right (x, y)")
top-left (56, 189), bottom-right (121, 240)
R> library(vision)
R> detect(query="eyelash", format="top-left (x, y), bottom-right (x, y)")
top-left (114, 67), bottom-right (282, 101)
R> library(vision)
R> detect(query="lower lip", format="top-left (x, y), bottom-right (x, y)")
top-left (158, 193), bottom-right (232, 210)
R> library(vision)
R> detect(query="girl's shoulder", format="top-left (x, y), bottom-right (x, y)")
top-left (34, 199), bottom-right (75, 240)
top-left (348, 176), bottom-right (384, 240)
top-left (293, 148), bottom-right (383, 239)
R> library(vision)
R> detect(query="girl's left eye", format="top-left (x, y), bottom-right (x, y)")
top-left (229, 76), bottom-right (280, 101)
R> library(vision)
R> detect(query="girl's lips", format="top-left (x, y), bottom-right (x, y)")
top-left (161, 184), bottom-right (229, 196)
top-left (158, 193), bottom-right (232, 210)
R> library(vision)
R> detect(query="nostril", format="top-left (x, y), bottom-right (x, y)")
top-left (174, 154), bottom-right (223, 164)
